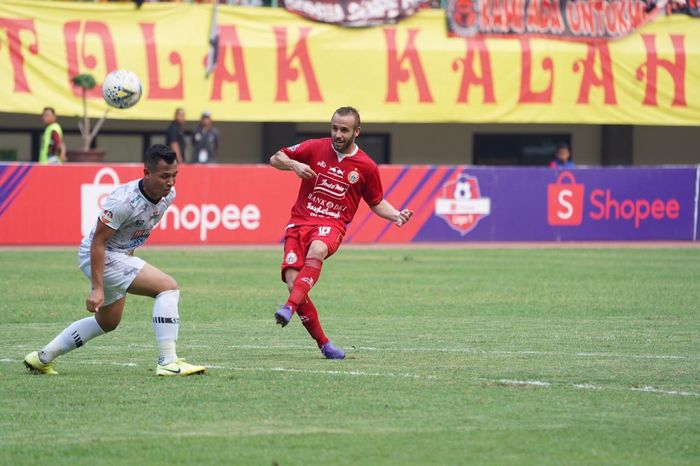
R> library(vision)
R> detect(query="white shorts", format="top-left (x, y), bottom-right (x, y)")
top-left (78, 251), bottom-right (146, 306)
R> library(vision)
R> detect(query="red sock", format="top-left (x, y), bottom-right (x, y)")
top-left (297, 298), bottom-right (329, 348)
top-left (286, 258), bottom-right (323, 311)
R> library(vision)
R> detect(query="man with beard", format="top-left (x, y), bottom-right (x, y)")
top-left (269, 107), bottom-right (413, 359)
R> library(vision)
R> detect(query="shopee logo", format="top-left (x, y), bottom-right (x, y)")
top-left (547, 172), bottom-right (681, 229)
top-left (589, 190), bottom-right (679, 229)
top-left (547, 172), bottom-right (584, 226)
top-left (158, 203), bottom-right (261, 240)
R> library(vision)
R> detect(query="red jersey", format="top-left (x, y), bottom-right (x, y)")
top-left (281, 138), bottom-right (384, 232)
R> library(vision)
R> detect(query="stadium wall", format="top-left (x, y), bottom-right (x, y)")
top-left (1, 163), bottom-right (697, 245)
top-left (2, 111), bottom-right (698, 167)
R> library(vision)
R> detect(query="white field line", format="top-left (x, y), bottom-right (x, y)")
top-left (223, 344), bottom-right (700, 361)
top-left (81, 360), bottom-right (138, 367)
top-left (629, 386), bottom-right (700, 397)
top-left (8, 343), bottom-right (700, 361)
top-left (206, 365), bottom-right (437, 379)
top-left (498, 379), bottom-right (551, 387)
top-left (3, 358), bottom-right (698, 397)
top-left (572, 383), bottom-right (599, 390)
top-left (487, 378), bottom-right (699, 397)
top-left (2, 357), bottom-right (138, 367)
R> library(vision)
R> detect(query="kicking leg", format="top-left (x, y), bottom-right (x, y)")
top-left (278, 267), bottom-right (344, 360)
top-left (276, 240), bottom-right (328, 327)
top-left (285, 240), bottom-right (327, 311)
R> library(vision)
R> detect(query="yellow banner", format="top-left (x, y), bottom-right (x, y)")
top-left (0, 0), bottom-right (698, 125)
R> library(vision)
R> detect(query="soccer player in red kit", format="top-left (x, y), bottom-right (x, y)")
top-left (269, 107), bottom-right (413, 359)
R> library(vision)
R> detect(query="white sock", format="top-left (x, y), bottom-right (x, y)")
top-left (39, 316), bottom-right (105, 363)
top-left (153, 289), bottom-right (180, 365)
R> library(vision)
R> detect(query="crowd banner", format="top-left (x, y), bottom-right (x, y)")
top-left (284, 0), bottom-right (433, 27)
top-left (447, 0), bottom-right (700, 42)
top-left (0, 163), bottom-right (697, 246)
top-left (0, 1), bottom-right (699, 125)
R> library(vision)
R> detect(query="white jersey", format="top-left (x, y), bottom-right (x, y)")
top-left (79, 179), bottom-right (175, 255)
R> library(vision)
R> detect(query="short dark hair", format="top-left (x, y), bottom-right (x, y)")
top-left (333, 106), bottom-right (361, 128)
top-left (144, 144), bottom-right (177, 171)
top-left (42, 107), bottom-right (55, 115)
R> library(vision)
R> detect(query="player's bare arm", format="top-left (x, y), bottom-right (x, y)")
top-left (86, 220), bottom-right (116, 312)
top-left (270, 151), bottom-right (316, 179)
top-left (370, 199), bottom-right (413, 227)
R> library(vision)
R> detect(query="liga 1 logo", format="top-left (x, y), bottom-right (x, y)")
top-left (81, 167), bottom-right (120, 236)
top-left (435, 172), bottom-right (491, 235)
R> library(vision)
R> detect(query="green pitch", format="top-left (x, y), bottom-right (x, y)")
top-left (1, 247), bottom-right (699, 465)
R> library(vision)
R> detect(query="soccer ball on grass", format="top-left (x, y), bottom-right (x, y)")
top-left (102, 70), bottom-right (142, 109)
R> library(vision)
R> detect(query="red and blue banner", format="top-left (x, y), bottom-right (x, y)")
top-left (0, 163), bottom-right (697, 245)
top-left (446, 0), bottom-right (700, 42)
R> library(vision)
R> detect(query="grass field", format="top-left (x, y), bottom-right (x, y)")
top-left (1, 247), bottom-right (699, 465)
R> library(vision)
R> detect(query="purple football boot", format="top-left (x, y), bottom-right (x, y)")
top-left (274, 305), bottom-right (293, 327)
top-left (321, 342), bottom-right (345, 359)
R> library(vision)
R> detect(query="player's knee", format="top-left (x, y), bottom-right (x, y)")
top-left (307, 244), bottom-right (328, 261)
top-left (307, 249), bottom-right (325, 260)
top-left (161, 276), bottom-right (179, 292)
top-left (102, 321), bottom-right (119, 333)
top-left (96, 316), bottom-right (120, 333)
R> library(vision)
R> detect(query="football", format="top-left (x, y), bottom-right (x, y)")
top-left (102, 69), bottom-right (142, 109)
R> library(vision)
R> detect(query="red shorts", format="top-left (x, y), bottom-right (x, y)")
top-left (280, 224), bottom-right (344, 281)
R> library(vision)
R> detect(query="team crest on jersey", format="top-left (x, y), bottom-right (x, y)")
top-left (317, 161), bottom-right (327, 168)
top-left (285, 251), bottom-right (298, 264)
top-left (100, 209), bottom-right (114, 225)
top-left (347, 170), bottom-right (360, 184)
top-left (434, 172), bottom-right (491, 236)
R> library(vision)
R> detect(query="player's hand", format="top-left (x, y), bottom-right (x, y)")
top-left (86, 289), bottom-right (104, 313)
top-left (395, 208), bottom-right (413, 227)
top-left (292, 161), bottom-right (316, 180)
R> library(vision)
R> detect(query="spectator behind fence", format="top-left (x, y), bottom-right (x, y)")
top-left (39, 107), bottom-right (66, 164)
top-left (165, 107), bottom-right (186, 164)
top-left (549, 143), bottom-right (575, 168)
top-left (191, 111), bottom-right (219, 163)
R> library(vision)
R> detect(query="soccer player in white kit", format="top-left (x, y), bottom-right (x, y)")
top-left (24, 144), bottom-right (206, 376)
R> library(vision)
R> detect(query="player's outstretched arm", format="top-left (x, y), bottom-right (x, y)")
top-left (269, 151), bottom-right (316, 179)
top-left (370, 200), bottom-right (413, 227)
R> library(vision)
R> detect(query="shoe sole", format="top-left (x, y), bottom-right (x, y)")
top-left (23, 360), bottom-right (57, 375)
top-left (157, 368), bottom-right (206, 376)
top-left (274, 312), bottom-right (291, 327)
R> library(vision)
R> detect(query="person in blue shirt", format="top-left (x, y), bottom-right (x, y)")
top-left (549, 143), bottom-right (575, 168)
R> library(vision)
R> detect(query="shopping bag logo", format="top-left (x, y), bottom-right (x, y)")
top-left (81, 168), bottom-right (120, 236)
top-left (547, 171), bottom-right (584, 226)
